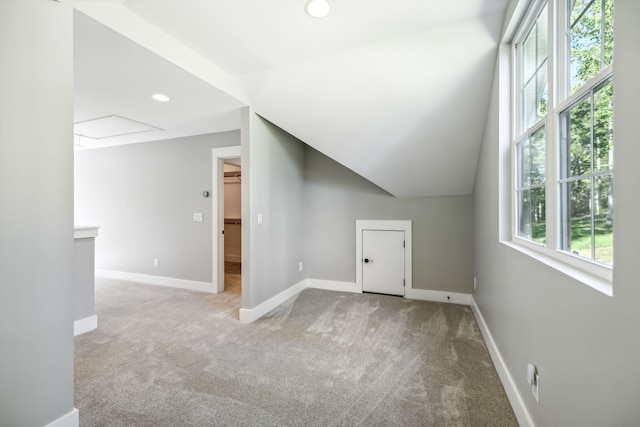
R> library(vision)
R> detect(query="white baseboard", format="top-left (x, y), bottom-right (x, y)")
top-left (405, 287), bottom-right (471, 305)
top-left (238, 278), bottom-right (471, 324)
top-left (74, 315), bottom-right (97, 336)
top-left (306, 279), bottom-right (361, 293)
top-left (45, 408), bottom-right (79, 427)
top-left (96, 269), bottom-right (216, 294)
top-left (470, 296), bottom-right (534, 427)
top-left (239, 279), bottom-right (307, 324)
top-left (304, 279), bottom-right (471, 304)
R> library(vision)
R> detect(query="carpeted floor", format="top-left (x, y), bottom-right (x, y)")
top-left (74, 271), bottom-right (517, 426)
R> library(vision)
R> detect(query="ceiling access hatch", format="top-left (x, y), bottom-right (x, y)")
top-left (74, 115), bottom-right (163, 139)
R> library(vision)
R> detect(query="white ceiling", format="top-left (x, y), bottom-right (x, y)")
top-left (70, 0), bottom-right (511, 196)
top-left (73, 10), bottom-right (244, 149)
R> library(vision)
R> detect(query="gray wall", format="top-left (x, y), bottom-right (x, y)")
top-left (304, 147), bottom-right (473, 293)
top-left (0, 1), bottom-right (75, 426)
top-left (473, 0), bottom-right (640, 424)
top-left (75, 132), bottom-right (239, 283)
top-left (74, 237), bottom-right (96, 320)
top-left (243, 111), bottom-right (306, 307)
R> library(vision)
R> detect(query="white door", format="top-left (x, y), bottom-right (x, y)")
top-left (362, 229), bottom-right (405, 296)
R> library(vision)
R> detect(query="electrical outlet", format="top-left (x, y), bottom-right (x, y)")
top-left (532, 373), bottom-right (540, 402)
top-left (527, 363), bottom-right (540, 403)
top-left (153, 258), bottom-right (159, 268)
top-left (474, 276), bottom-right (477, 290)
top-left (299, 262), bottom-right (303, 272)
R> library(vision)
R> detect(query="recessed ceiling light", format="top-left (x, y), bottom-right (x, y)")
top-left (151, 93), bottom-right (171, 102)
top-left (305, 0), bottom-right (331, 18)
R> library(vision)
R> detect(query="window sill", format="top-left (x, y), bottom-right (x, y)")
top-left (500, 240), bottom-right (613, 297)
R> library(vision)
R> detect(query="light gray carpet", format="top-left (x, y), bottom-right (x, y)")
top-left (75, 277), bottom-right (517, 426)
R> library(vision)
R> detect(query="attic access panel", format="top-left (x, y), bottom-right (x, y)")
top-left (74, 115), bottom-right (163, 139)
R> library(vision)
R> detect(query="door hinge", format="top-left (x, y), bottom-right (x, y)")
top-left (403, 279), bottom-right (405, 287)
top-left (403, 241), bottom-right (405, 248)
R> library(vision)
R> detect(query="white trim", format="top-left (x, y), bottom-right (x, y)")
top-left (502, 240), bottom-right (612, 296)
top-left (239, 279), bottom-right (307, 323)
top-left (73, 226), bottom-right (99, 239)
top-left (502, 0), bottom-right (535, 43)
top-left (212, 146), bottom-right (242, 294)
top-left (306, 279), bottom-right (361, 294)
top-left (510, 0), bottom-right (615, 289)
top-left (96, 269), bottom-right (215, 294)
top-left (73, 315), bottom-right (97, 336)
top-left (45, 408), bottom-right (79, 427)
top-left (238, 278), bottom-right (474, 324)
top-left (405, 288), bottom-right (471, 305)
top-left (470, 297), bottom-right (535, 427)
top-left (355, 220), bottom-right (412, 295)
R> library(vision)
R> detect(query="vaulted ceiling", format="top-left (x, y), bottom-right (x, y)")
top-left (70, 0), bottom-right (511, 197)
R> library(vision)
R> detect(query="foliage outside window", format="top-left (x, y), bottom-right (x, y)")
top-left (513, 0), bottom-right (614, 269)
top-left (517, 128), bottom-right (546, 243)
top-left (515, 4), bottom-right (548, 244)
top-left (560, 0), bottom-right (614, 265)
top-left (569, 0), bottom-right (614, 94)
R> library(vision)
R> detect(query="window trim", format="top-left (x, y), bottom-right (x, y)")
top-left (509, 0), bottom-right (614, 293)
top-left (502, 239), bottom-right (612, 295)
top-left (515, 125), bottom-right (547, 243)
top-left (558, 75), bottom-right (613, 266)
top-left (513, 1), bottom-right (548, 138)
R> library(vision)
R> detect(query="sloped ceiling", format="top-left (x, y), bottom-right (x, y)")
top-left (73, 11), bottom-right (245, 149)
top-left (70, 0), bottom-right (510, 197)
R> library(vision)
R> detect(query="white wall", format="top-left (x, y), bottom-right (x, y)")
top-left (75, 132), bottom-right (239, 283)
top-left (304, 146), bottom-right (474, 293)
top-left (473, 0), bottom-right (640, 424)
top-left (0, 1), bottom-right (76, 426)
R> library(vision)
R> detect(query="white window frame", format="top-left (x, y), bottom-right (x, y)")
top-left (558, 76), bottom-right (614, 264)
top-left (510, 0), bottom-right (614, 291)
top-left (512, 0), bottom-right (553, 252)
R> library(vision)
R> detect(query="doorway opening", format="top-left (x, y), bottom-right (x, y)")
top-left (222, 159), bottom-right (241, 296)
top-left (212, 146), bottom-right (242, 295)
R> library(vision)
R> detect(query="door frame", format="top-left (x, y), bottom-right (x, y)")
top-left (356, 220), bottom-right (412, 295)
top-left (212, 146), bottom-right (242, 294)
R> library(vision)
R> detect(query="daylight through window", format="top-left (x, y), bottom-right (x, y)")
top-left (513, 0), bottom-right (614, 269)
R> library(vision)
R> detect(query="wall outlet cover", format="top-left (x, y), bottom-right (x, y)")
top-left (532, 374), bottom-right (540, 402)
